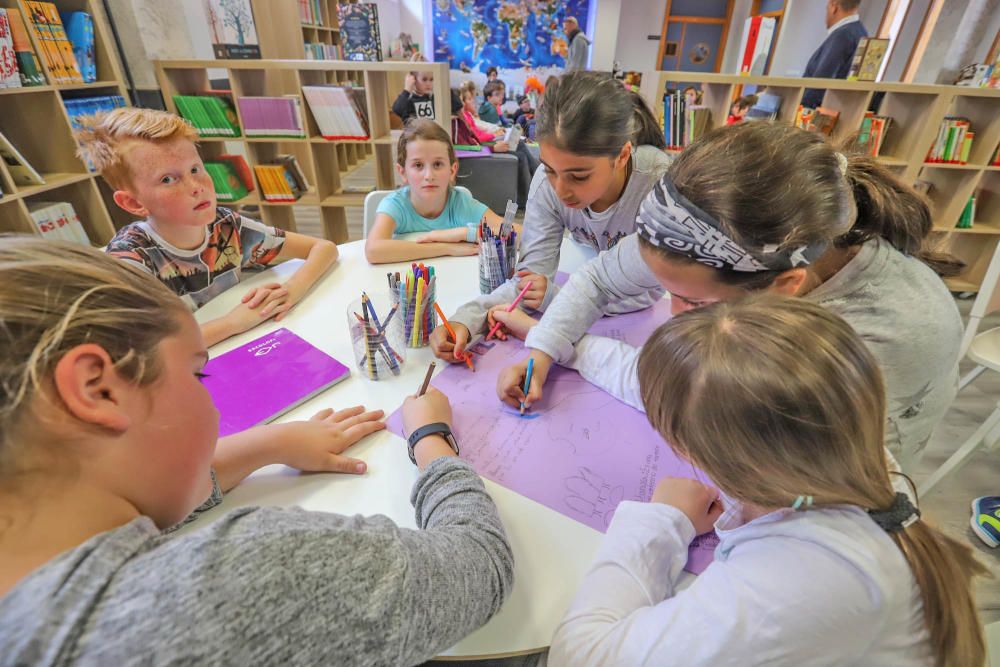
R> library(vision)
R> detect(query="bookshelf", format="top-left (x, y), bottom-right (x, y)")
top-left (640, 71), bottom-right (1000, 293)
top-left (0, 0), bottom-right (130, 245)
top-left (154, 58), bottom-right (450, 242)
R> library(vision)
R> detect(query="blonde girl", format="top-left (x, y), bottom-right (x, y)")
top-left (365, 118), bottom-right (504, 264)
top-left (430, 70), bottom-right (671, 364)
top-left (0, 238), bottom-right (513, 664)
top-left (550, 295), bottom-right (985, 667)
top-left (499, 121), bottom-right (963, 470)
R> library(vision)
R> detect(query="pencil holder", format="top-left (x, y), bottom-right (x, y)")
top-left (390, 275), bottom-right (437, 348)
top-left (347, 293), bottom-right (406, 381)
top-left (478, 214), bottom-right (518, 294)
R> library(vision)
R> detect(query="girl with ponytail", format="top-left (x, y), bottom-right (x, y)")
top-left (498, 121), bottom-right (963, 471)
top-left (550, 295), bottom-right (986, 667)
top-left (430, 70), bottom-right (671, 365)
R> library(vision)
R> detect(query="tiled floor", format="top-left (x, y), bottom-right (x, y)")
top-left (295, 157), bottom-right (1000, 620)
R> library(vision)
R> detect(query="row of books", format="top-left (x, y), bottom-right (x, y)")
top-left (254, 156), bottom-right (310, 203)
top-left (65, 95), bottom-right (128, 171)
top-left (205, 154), bottom-right (253, 203)
top-left (846, 37), bottom-right (890, 82)
top-left (0, 7), bottom-right (42, 87)
top-left (236, 97), bottom-right (305, 138)
top-left (173, 94), bottom-right (241, 137)
top-left (302, 85), bottom-right (370, 140)
top-left (305, 42), bottom-right (343, 60)
top-left (794, 106), bottom-right (840, 136)
top-left (926, 117), bottom-right (973, 164)
top-left (857, 113), bottom-right (893, 158)
top-left (954, 53), bottom-right (1000, 89)
top-left (298, 0), bottom-right (325, 26)
top-left (13, 2), bottom-right (95, 85)
top-left (661, 91), bottom-right (710, 150)
top-left (29, 201), bottom-right (91, 245)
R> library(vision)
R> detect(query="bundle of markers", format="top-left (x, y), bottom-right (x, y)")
top-left (389, 263), bottom-right (437, 348)
top-left (478, 200), bottom-right (519, 294)
top-left (351, 292), bottom-right (404, 380)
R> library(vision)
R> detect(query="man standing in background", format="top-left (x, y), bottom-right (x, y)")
top-left (563, 17), bottom-right (591, 71)
top-left (802, 0), bottom-right (868, 108)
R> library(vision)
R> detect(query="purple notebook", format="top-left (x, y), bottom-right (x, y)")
top-left (203, 328), bottom-right (351, 437)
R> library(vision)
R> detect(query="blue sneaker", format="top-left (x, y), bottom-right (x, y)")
top-left (971, 496), bottom-right (1000, 548)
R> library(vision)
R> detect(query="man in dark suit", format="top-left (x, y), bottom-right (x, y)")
top-left (802, 0), bottom-right (868, 108)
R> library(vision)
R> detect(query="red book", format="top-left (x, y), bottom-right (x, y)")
top-left (741, 16), bottom-right (762, 75)
top-left (217, 154), bottom-right (255, 192)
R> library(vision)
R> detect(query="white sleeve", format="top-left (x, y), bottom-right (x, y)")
top-left (566, 335), bottom-right (644, 411)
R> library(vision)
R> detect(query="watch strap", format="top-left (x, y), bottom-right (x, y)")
top-left (407, 422), bottom-right (459, 464)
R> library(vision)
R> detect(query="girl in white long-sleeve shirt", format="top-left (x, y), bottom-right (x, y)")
top-left (548, 295), bottom-right (986, 667)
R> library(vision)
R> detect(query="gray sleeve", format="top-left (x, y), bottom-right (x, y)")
top-left (566, 335), bottom-right (644, 411)
top-left (128, 457), bottom-right (513, 666)
top-left (450, 166), bottom-right (568, 334)
top-left (525, 234), bottom-right (663, 364)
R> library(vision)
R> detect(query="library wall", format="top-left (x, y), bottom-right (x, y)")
top-left (913, 0), bottom-right (1000, 84)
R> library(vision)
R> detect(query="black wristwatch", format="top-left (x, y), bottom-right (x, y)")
top-left (407, 422), bottom-right (460, 465)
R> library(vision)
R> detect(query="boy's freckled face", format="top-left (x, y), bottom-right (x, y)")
top-left (122, 138), bottom-right (216, 227)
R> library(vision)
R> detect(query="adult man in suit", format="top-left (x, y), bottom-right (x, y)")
top-left (802, 0), bottom-right (868, 108)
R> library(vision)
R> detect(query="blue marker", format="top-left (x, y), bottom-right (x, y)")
top-left (521, 357), bottom-right (534, 415)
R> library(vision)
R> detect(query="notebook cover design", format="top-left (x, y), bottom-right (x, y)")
top-left (203, 327), bottom-right (350, 436)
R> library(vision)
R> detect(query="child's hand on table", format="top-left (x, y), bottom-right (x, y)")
top-left (430, 321), bottom-right (472, 363)
top-left (244, 281), bottom-right (308, 322)
top-left (496, 350), bottom-right (552, 411)
top-left (272, 406), bottom-right (386, 475)
top-left (492, 140), bottom-right (510, 153)
top-left (402, 386), bottom-right (457, 469)
top-left (486, 305), bottom-right (537, 341)
top-left (416, 227), bottom-right (469, 244)
top-left (651, 478), bottom-right (724, 535)
top-left (222, 300), bottom-right (275, 336)
top-left (447, 243), bottom-right (479, 257)
top-left (515, 270), bottom-right (547, 310)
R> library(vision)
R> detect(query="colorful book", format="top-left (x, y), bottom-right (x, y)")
top-left (0, 9), bottom-right (22, 88)
top-left (7, 8), bottom-right (44, 86)
top-left (202, 0), bottom-right (260, 59)
top-left (38, 2), bottom-right (82, 82)
top-left (202, 328), bottom-right (351, 436)
top-left (846, 37), bottom-right (869, 80)
top-left (0, 130), bottom-right (44, 185)
top-left (215, 153), bottom-right (254, 192)
top-left (858, 113), bottom-right (892, 157)
top-left (338, 2), bottom-right (382, 61)
top-left (957, 196), bottom-right (975, 229)
top-left (20, 0), bottom-right (66, 83)
top-left (302, 85), bottom-right (370, 140)
top-left (27, 201), bottom-right (89, 244)
top-left (204, 160), bottom-right (249, 202)
top-left (738, 15), bottom-right (775, 76)
top-left (235, 96), bottom-right (305, 137)
top-left (926, 117), bottom-right (972, 163)
top-left (61, 11), bottom-right (95, 82)
top-left (847, 38), bottom-right (889, 81)
top-left (172, 94), bottom-right (241, 137)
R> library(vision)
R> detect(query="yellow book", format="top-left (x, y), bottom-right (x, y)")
top-left (40, 2), bottom-right (82, 82)
top-left (21, 1), bottom-right (67, 83)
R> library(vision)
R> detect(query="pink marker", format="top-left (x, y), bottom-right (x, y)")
top-left (486, 281), bottom-right (532, 340)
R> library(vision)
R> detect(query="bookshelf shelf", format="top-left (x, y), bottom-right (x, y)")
top-left (640, 70), bottom-right (1000, 293)
top-left (0, 0), bottom-right (130, 246)
top-left (156, 58), bottom-right (450, 242)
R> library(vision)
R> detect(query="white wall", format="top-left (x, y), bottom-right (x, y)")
top-left (720, 0), bottom-right (752, 73)
top-left (591, 0), bottom-right (622, 70)
top-left (612, 0), bottom-right (665, 71)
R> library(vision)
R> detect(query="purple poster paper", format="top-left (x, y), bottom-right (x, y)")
top-left (204, 328), bottom-right (351, 437)
top-left (387, 288), bottom-right (719, 574)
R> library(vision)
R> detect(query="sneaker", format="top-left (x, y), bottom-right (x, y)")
top-left (971, 496), bottom-right (1000, 548)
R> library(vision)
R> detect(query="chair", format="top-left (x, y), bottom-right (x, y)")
top-left (918, 243), bottom-right (1000, 496)
top-left (362, 186), bottom-right (472, 238)
top-left (455, 152), bottom-right (519, 214)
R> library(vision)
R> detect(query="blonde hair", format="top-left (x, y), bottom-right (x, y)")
top-left (74, 107), bottom-right (199, 189)
top-left (0, 237), bottom-right (187, 479)
top-left (637, 294), bottom-right (987, 667)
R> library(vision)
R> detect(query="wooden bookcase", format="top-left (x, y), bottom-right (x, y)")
top-left (154, 58), bottom-right (450, 242)
top-left (640, 71), bottom-right (1000, 293)
top-left (0, 0), bottom-right (130, 245)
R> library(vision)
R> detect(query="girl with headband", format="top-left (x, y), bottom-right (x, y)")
top-left (550, 295), bottom-right (985, 667)
top-left (496, 121), bottom-right (963, 471)
top-left (429, 71), bottom-right (671, 365)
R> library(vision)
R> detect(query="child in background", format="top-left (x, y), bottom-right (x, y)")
top-left (512, 95), bottom-right (534, 132)
top-left (392, 55), bottom-right (438, 123)
top-left (78, 108), bottom-right (337, 348)
top-left (682, 85), bottom-right (702, 107)
top-left (478, 81), bottom-right (507, 125)
top-left (457, 83), bottom-right (507, 145)
top-left (430, 71), bottom-right (670, 365)
top-left (0, 239), bottom-right (514, 665)
top-left (726, 94), bottom-right (758, 125)
top-left (365, 119), bottom-right (504, 264)
top-left (550, 295), bottom-right (985, 667)
top-left (499, 122), bottom-right (963, 472)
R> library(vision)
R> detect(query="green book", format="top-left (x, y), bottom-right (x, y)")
top-left (957, 196), bottom-right (975, 229)
top-left (205, 161), bottom-right (248, 201)
top-left (202, 97), bottom-right (241, 137)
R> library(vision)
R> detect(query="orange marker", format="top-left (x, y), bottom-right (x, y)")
top-left (434, 302), bottom-right (474, 371)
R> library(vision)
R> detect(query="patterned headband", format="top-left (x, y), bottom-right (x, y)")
top-left (636, 175), bottom-right (828, 273)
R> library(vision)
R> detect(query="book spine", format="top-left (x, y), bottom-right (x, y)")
top-left (7, 8), bottom-right (45, 85)
top-left (741, 17), bottom-right (760, 75)
top-left (0, 10), bottom-right (21, 88)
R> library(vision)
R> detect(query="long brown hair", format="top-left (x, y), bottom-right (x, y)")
top-left (642, 122), bottom-right (961, 285)
top-left (637, 294), bottom-right (986, 667)
top-left (396, 118), bottom-right (456, 168)
top-left (536, 70), bottom-right (666, 153)
top-left (0, 237), bottom-right (187, 484)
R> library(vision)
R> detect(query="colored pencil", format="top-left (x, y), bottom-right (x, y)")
top-left (486, 281), bottom-right (533, 340)
top-left (521, 357), bottom-right (534, 414)
top-left (418, 361), bottom-right (436, 396)
top-left (434, 302), bottom-right (474, 371)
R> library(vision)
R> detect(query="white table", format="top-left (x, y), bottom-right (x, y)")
top-left (191, 238), bottom-right (638, 658)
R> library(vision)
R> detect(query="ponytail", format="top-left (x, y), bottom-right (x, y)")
top-left (892, 519), bottom-right (988, 666)
top-left (840, 152), bottom-right (965, 277)
top-left (625, 88), bottom-right (666, 149)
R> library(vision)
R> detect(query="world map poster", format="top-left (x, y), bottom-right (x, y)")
top-left (432, 0), bottom-right (592, 72)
